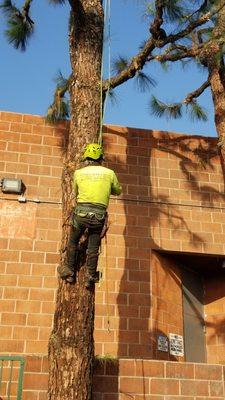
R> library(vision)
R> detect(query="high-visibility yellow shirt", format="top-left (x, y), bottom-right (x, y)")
top-left (73, 165), bottom-right (122, 207)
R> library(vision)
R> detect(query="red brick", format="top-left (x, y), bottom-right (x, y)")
top-left (4, 287), bottom-right (29, 300)
top-left (23, 114), bottom-right (44, 125)
top-left (0, 326), bottom-right (12, 339)
top-left (120, 377), bottom-right (149, 394)
top-left (25, 340), bottom-right (48, 354)
top-left (1, 111), bottom-right (22, 122)
top-left (39, 327), bottom-right (52, 340)
top-left (1, 312), bottom-right (26, 325)
top-left (0, 121), bottom-right (10, 130)
top-left (32, 264), bottom-right (56, 276)
top-left (27, 314), bottom-right (53, 327)
top-left (30, 145), bottom-right (52, 156)
top-left (18, 276), bottom-right (43, 288)
top-left (29, 164), bottom-right (51, 176)
top-left (195, 364), bottom-right (222, 380)
top-left (180, 380), bottom-right (209, 396)
top-left (23, 391), bottom-right (38, 400)
top-left (0, 250), bottom-right (19, 262)
top-left (119, 360), bottom-right (136, 376)
top-left (20, 132), bottom-right (42, 144)
top-left (10, 122), bottom-right (32, 133)
top-left (94, 376), bottom-right (118, 393)
top-left (166, 362), bottom-right (194, 379)
top-left (0, 339), bottom-right (24, 352)
top-left (21, 251), bottom-right (45, 263)
top-left (23, 373), bottom-right (48, 390)
top-left (0, 131), bottom-right (20, 143)
top-left (0, 274), bottom-right (17, 286)
top-left (150, 379), bottom-right (179, 395)
top-left (210, 381), bottom-right (224, 397)
top-left (25, 356), bottom-right (43, 372)
top-left (136, 361), bottom-right (164, 378)
top-left (13, 327), bottom-right (38, 340)
top-left (128, 344), bottom-right (152, 358)
top-left (42, 357), bottom-right (49, 373)
top-left (29, 289), bottom-right (55, 301)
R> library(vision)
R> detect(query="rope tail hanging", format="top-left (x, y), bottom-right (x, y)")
top-left (98, 0), bottom-right (111, 146)
top-left (98, 0), bottom-right (112, 332)
top-left (105, 233), bottom-right (111, 332)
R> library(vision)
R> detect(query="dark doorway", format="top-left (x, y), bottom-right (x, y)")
top-left (182, 267), bottom-right (206, 362)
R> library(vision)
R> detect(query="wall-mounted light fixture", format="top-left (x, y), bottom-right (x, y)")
top-left (1, 178), bottom-right (24, 195)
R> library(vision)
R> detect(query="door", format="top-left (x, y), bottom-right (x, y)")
top-left (182, 267), bottom-right (206, 362)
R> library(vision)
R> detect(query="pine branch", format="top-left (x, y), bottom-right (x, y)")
top-left (103, 1), bottom-right (225, 94)
top-left (150, 0), bottom-right (164, 40)
top-left (45, 73), bottom-right (70, 123)
top-left (150, 46), bottom-right (200, 63)
top-left (163, 0), bottom-right (185, 22)
top-left (0, 0), bottom-right (18, 16)
top-left (150, 95), bottom-right (182, 119)
top-left (157, 1), bottom-right (225, 48)
top-left (1, 0), bottom-right (34, 50)
top-left (183, 78), bottom-right (210, 104)
top-left (150, 76), bottom-right (209, 123)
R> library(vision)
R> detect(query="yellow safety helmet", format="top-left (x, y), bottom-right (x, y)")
top-left (82, 143), bottom-right (104, 161)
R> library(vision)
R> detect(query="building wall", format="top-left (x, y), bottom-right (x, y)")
top-left (1, 356), bottom-right (224, 400)
top-left (1, 111), bottom-right (225, 397)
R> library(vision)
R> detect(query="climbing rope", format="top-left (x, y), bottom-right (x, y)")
top-left (104, 233), bottom-right (111, 332)
top-left (98, 0), bottom-right (111, 145)
top-left (97, 0), bottom-right (112, 332)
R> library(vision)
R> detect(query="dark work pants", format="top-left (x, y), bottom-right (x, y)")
top-left (67, 208), bottom-right (105, 277)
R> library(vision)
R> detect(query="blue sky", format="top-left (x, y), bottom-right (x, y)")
top-left (0, 1), bottom-right (216, 137)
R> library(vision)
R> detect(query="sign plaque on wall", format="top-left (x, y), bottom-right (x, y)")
top-left (157, 335), bottom-right (169, 352)
top-left (169, 333), bottom-right (184, 356)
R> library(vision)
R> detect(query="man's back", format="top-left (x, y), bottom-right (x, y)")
top-left (73, 165), bottom-right (121, 207)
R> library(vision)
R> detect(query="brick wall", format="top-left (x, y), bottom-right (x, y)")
top-left (1, 111), bottom-right (225, 398)
top-left (1, 357), bottom-right (224, 400)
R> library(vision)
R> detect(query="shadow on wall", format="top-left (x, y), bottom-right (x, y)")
top-left (93, 126), bottom-right (225, 398)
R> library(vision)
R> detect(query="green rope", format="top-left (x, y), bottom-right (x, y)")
top-left (98, 0), bottom-right (111, 145)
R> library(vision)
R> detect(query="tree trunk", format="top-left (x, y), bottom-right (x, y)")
top-left (48, 1), bottom-right (103, 399)
top-left (200, 2), bottom-right (225, 159)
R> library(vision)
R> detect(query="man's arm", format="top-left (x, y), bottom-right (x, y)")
top-left (73, 171), bottom-right (78, 197)
top-left (111, 172), bottom-right (122, 196)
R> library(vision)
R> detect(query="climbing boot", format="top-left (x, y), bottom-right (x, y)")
top-left (85, 271), bottom-right (101, 290)
top-left (57, 264), bottom-right (75, 283)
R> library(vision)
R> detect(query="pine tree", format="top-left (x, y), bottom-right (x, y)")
top-left (1, 1), bottom-right (224, 399)
top-left (148, 1), bottom-right (225, 155)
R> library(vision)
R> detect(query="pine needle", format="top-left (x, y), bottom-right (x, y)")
top-left (150, 95), bottom-right (182, 119)
top-left (112, 56), bottom-right (129, 74)
top-left (5, 17), bottom-right (34, 51)
top-left (45, 98), bottom-right (69, 124)
top-left (134, 71), bottom-right (156, 92)
top-left (48, 0), bottom-right (66, 4)
top-left (1, 0), bottom-right (34, 51)
top-left (187, 101), bottom-right (208, 122)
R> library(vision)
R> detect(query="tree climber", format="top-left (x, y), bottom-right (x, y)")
top-left (58, 143), bottom-right (122, 288)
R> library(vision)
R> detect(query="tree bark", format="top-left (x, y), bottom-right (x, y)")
top-left (206, 2), bottom-right (225, 157)
top-left (48, 1), bottom-right (103, 399)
